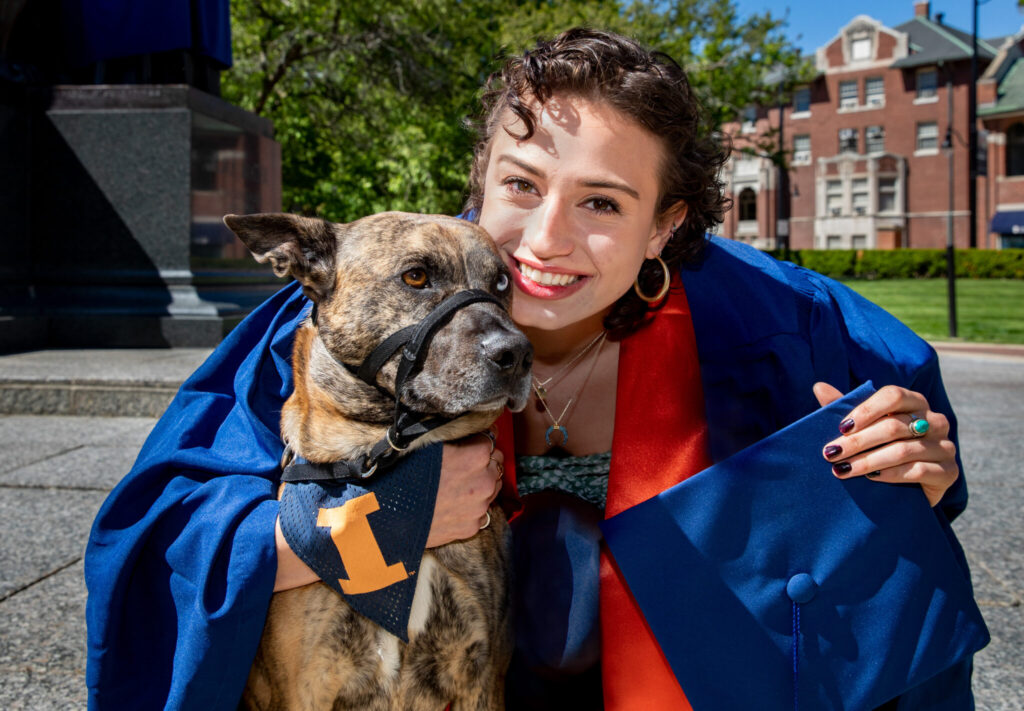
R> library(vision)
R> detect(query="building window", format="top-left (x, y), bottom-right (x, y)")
top-left (826, 180), bottom-right (843, 216)
top-left (826, 234), bottom-right (843, 249)
top-left (1008, 123), bottom-right (1024, 176)
top-left (865, 77), bottom-right (884, 106)
top-left (878, 177), bottom-right (897, 213)
top-left (852, 234), bottom-right (868, 249)
top-left (916, 122), bottom-right (939, 151)
top-left (866, 126), bottom-right (885, 154)
top-left (839, 128), bottom-right (858, 154)
top-left (852, 179), bottom-right (869, 215)
top-left (793, 134), bottom-right (811, 165)
top-left (916, 69), bottom-right (938, 99)
top-left (839, 81), bottom-right (858, 109)
top-left (738, 188), bottom-right (757, 221)
top-left (793, 87), bottom-right (811, 114)
top-left (851, 37), bottom-right (872, 61)
top-left (741, 106), bottom-right (757, 134)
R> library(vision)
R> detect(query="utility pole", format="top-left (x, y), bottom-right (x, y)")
top-left (776, 79), bottom-right (788, 254)
top-left (968, 0), bottom-right (979, 248)
top-left (943, 63), bottom-right (958, 338)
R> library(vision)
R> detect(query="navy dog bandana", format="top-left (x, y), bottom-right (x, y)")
top-left (278, 444), bottom-right (443, 641)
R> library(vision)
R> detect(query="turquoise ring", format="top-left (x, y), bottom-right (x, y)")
top-left (908, 416), bottom-right (930, 438)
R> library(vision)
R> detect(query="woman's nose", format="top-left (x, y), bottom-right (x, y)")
top-left (523, 200), bottom-right (575, 259)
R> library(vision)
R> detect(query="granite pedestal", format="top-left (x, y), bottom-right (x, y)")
top-left (0, 84), bottom-right (284, 350)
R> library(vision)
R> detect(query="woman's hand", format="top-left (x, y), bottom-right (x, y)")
top-left (426, 431), bottom-right (504, 548)
top-left (814, 382), bottom-right (959, 507)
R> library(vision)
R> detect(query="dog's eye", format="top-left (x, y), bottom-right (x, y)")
top-left (402, 268), bottom-right (430, 288)
top-left (495, 273), bottom-right (510, 292)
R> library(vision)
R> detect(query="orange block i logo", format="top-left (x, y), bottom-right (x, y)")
top-left (316, 493), bottom-right (410, 595)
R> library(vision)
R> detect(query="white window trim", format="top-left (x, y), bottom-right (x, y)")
top-left (913, 95), bottom-right (939, 105)
top-left (791, 111), bottom-right (811, 120)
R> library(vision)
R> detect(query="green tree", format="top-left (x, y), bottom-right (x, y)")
top-left (222, 0), bottom-right (805, 222)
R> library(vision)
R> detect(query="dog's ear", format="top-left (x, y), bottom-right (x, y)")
top-left (224, 213), bottom-right (337, 300)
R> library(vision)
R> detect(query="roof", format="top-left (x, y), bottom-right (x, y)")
top-left (980, 58), bottom-right (1024, 117)
top-left (890, 16), bottom-right (998, 69)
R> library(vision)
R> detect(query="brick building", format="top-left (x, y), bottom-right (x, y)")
top-left (720, 1), bottom-right (1014, 250)
top-left (980, 28), bottom-right (1024, 248)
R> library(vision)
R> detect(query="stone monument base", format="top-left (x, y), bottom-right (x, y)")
top-left (0, 84), bottom-right (284, 351)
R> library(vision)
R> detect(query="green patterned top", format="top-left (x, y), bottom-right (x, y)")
top-left (515, 451), bottom-right (612, 510)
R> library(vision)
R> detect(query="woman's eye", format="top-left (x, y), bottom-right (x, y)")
top-left (495, 273), bottom-right (510, 292)
top-left (504, 178), bottom-right (535, 195)
top-left (402, 268), bottom-right (430, 288)
top-left (586, 197), bottom-right (620, 214)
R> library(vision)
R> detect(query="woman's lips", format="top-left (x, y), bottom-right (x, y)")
top-left (510, 258), bottom-right (589, 299)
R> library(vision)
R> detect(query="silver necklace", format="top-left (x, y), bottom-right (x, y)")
top-left (532, 329), bottom-right (608, 399)
top-left (533, 331), bottom-right (607, 447)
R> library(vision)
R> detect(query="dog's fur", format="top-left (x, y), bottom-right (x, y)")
top-left (225, 212), bottom-right (532, 711)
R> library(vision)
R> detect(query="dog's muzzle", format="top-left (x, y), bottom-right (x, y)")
top-left (283, 289), bottom-right (523, 483)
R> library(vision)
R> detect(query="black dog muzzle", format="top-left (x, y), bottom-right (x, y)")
top-left (282, 288), bottom-right (505, 483)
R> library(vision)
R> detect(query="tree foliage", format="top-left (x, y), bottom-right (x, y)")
top-left (222, 0), bottom-right (807, 222)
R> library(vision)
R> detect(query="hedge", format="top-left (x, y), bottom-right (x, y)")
top-left (765, 248), bottom-right (1024, 279)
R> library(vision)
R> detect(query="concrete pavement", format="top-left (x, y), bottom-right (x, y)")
top-left (0, 345), bottom-right (1021, 709)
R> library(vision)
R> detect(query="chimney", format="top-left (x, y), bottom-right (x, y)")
top-left (914, 0), bottom-right (930, 18)
top-left (935, 11), bottom-right (944, 24)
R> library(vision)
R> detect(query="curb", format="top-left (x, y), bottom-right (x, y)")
top-left (929, 342), bottom-right (1024, 359)
top-left (0, 380), bottom-right (179, 418)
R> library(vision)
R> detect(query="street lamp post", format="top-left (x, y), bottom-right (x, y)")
top-left (968, 0), bottom-right (979, 249)
top-left (943, 88), bottom-right (958, 339)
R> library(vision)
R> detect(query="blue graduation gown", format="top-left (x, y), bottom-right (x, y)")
top-left (84, 236), bottom-right (977, 709)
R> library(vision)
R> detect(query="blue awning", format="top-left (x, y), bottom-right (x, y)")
top-left (991, 210), bottom-right (1024, 235)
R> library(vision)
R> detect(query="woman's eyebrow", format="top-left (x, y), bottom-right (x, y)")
top-left (495, 154), bottom-right (544, 177)
top-left (581, 179), bottom-right (639, 200)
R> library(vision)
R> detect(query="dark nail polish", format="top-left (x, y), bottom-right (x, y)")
top-left (824, 445), bottom-right (843, 459)
top-left (866, 470), bottom-right (882, 479)
top-left (832, 461), bottom-right (852, 475)
top-left (839, 418), bottom-right (855, 434)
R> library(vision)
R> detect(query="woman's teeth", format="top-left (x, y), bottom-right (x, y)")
top-left (519, 262), bottom-right (580, 287)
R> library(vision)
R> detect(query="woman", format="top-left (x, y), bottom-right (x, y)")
top-left (85, 29), bottom-right (975, 710)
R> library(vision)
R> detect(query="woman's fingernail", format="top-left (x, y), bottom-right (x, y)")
top-left (866, 470), bottom-right (882, 479)
top-left (839, 418), bottom-right (855, 434)
top-left (824, 445), bottom-right (843, 459)
top-left (832, 461), bottom-right (852, 475)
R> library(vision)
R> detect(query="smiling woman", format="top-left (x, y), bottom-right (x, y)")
top-left (480, 98), bottom-right (674, 334)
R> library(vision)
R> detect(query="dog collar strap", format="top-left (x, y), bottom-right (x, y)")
top-left (280, 411), bottom-right (450, 483)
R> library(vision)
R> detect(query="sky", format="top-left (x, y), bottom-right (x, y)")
top-left (735, 0), bottom-right (1024, 55)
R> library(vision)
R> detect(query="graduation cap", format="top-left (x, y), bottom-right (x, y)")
top-left (600, 382), bottom-right (989, 711)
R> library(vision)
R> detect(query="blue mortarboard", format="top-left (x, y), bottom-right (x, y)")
top-left (600, 382), bottom-right (989, 711)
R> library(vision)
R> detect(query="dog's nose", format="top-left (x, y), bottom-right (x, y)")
top-left (480, 328), bottom-right (533, 378)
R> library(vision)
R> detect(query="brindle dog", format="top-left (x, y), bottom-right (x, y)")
top-left (224, 212), bottom-right (533, 711)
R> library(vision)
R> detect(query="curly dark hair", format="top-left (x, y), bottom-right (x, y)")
top-left (464, 27), bottom-right (731, 337)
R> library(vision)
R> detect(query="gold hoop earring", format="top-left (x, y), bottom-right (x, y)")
top-left (633, 255), bottom-right (671, 303)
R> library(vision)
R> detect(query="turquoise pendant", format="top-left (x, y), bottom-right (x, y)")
top-left (545, 425), bottom-right (567, 447)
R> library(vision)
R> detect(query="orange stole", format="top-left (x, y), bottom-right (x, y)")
top-left (495, 279), bottom-right (712, 709)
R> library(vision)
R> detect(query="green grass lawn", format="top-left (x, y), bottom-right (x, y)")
top-left (841, 279), bottom-right (1024, 344)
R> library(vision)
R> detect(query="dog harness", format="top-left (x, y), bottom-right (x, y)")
top-left (279, 288), bottom-right (506, 640)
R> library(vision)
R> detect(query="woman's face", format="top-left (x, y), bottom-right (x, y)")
top-left (477, 96), bottom-right (679, 333)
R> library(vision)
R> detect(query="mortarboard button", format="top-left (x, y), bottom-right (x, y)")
top-left (786, 573), bottom-right (817, 604)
